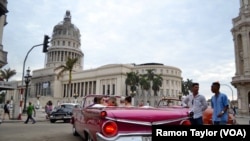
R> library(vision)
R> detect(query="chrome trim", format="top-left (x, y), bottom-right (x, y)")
top-left (96, 132), bottom-right (151, 141)
top-left (105, 116), bottom-right (189, 126)
top-left (152, 117), bottom-right (190, 125)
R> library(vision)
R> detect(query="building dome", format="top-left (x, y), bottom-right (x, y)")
top-left (52, 10), bottom-right (81, 41)
top-left (45, 10), bottom-right (84, 70)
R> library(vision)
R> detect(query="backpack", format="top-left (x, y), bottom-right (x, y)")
top-left (4, 104), bottom-right (8, 111)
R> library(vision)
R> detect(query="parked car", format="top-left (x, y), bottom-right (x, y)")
top-left (202, 106), bottom-right (237, 125)
top-left (157, 97), bottom-right (237, 125)
top-left (71, 95), bottom-right (191, 141)
top-left (50, 103), bottom-right (80, 123)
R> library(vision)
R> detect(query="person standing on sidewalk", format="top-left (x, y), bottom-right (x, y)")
top-left (183, 82), bottom-right (208, 125)
top-left (211, 81), bottom-right (229, 125)
top-left (24, 101), bottom-right (36, 124)
top-left (2, 100), bottom-right (11, 120)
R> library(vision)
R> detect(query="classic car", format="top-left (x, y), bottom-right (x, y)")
top-left (157, 97), bottom-right (237, 125)
top-left (50, 103), bottom-right (80, 123)
top-left (71, 95), bottom-right (191, 141)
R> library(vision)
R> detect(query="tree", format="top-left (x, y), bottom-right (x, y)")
top-left (152, 74), bottom-right (163, 96)
top-left (54, 57), bottom-right (78, 97)
top-left (181, 78), bottom-right (193, 96)
top-left (139, 69), bottom-right (163, 96)
top-left (0, 68), bottom-right (16, 103)
top-left (125, 72), bottom-right (139, 96)
top-left (0, 68), bottom-right (17, 82)
top-left (139, 75), bottom-right (150, 95)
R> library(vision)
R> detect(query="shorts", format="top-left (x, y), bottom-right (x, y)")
top-left (4, 110), bottom-right (10, 114)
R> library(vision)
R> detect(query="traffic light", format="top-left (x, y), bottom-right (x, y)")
top-left (43, 35), bottom-right (50, 53)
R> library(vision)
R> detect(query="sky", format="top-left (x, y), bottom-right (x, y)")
top-left (2, 0), bottom-right (240, 100)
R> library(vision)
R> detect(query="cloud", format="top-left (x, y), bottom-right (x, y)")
top-left (3, 0), bottom-right (239, 100)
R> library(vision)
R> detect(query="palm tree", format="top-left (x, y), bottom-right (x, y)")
top-left (0, 68), bottom-right (17, 82)
top-left (0, 68), bottom-right (16, 103)
top-left (152, 74), bottom-right (163, 96)
top-left (144, 69), bottom-right (155, 81)
top-left (181, 78), bottom-right (193, 96)
top-left (54, 57), bottom-right (78, 97)
top-left (125, 72), bottom-right (139, 96)
top-left (140, 69), bottom-right (156, 95)
top-left (139, 75), bottom-right (150, 95)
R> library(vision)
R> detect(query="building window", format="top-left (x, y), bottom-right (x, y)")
top-left (107, 85), bottom-right (110, 95)
top-left (102, 85), bottom-right (105, 95)
top-left (112, 84), bottom-right (115, 95)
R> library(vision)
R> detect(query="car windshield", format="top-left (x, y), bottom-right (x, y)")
top-left (61, 104), bottom-right (74, 109)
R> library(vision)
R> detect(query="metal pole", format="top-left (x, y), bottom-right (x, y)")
top-left (23, 81), bottom-right (29, 114)
top-left (21, 44), bottom-right (43, 86)
top-left (19, 43), bottom-right (43, 117)
top-left (221, 84), bottom-right (234, 101)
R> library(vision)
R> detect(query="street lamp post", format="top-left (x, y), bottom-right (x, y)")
top-left (73, 93), bottom-right (78, 103)
top-left (22, 68), bottom-right (32, 114)
top-left (221, 84), bottom-right (234, 101)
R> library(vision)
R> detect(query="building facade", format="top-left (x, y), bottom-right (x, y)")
top-left (231, 0), bottom-right (250, 116)
top-left (23, 11), bottom-right (183, 107)
top-left (0, 0), bottom-right (7, 69)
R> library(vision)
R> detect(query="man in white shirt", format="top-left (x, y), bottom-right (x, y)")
top-left (183, 82), bottom-right (208, 125)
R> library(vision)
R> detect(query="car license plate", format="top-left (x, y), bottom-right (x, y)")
top-left (142, 136), bottom-right (151, 141)
top-left (56, 116), bottom-right (63, 119)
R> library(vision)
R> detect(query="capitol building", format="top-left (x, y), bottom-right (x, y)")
top-left (3, 0), bottom-right (250, 118)
top-left (6, 11), bottom-right (182, 116)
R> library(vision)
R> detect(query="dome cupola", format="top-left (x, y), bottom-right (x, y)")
top-left (45, 10), bottom-right (84, 70)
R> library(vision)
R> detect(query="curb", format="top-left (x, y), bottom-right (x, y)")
top-left (1, 119), bottom-right (48, 123)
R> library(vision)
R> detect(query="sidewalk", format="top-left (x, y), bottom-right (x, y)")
top-left (235, 115), bottom-right (250, 125)
top-left (1, 110), bottom-right (48, 123)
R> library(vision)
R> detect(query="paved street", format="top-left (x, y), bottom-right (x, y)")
top-left (1, 108), bottom-right (250, 124)
top-left (0, 108), bottom-right (249, 141)
top-left (0, 122), bottom-right (82, 141)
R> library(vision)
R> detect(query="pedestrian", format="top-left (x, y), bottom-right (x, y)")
top-left (45, 100), bottom-right (53, 119)
top-left (183, 82), bottom-right (208, 125)
top-left (2, 100), bottom-right (11, 120)
top-left (249, 103), bottom-right (250, 114)
top-left (211, 81), bottom-right (229, 125)
top-left (124, 96), bottom-right (132, 107)
top-left (24, 101), bottom-right (36, 124)
top-left (232, 105), bottom-right (237, 116)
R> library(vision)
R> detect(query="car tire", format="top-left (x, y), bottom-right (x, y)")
top-left (50, 120), bottom-right (56, 123)
top-left (64, 119), bottom-right (70, 123)
top-left (72, 125), bottom-right (79, 136)
top-left (86, 134), bottom-right (93, 141)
